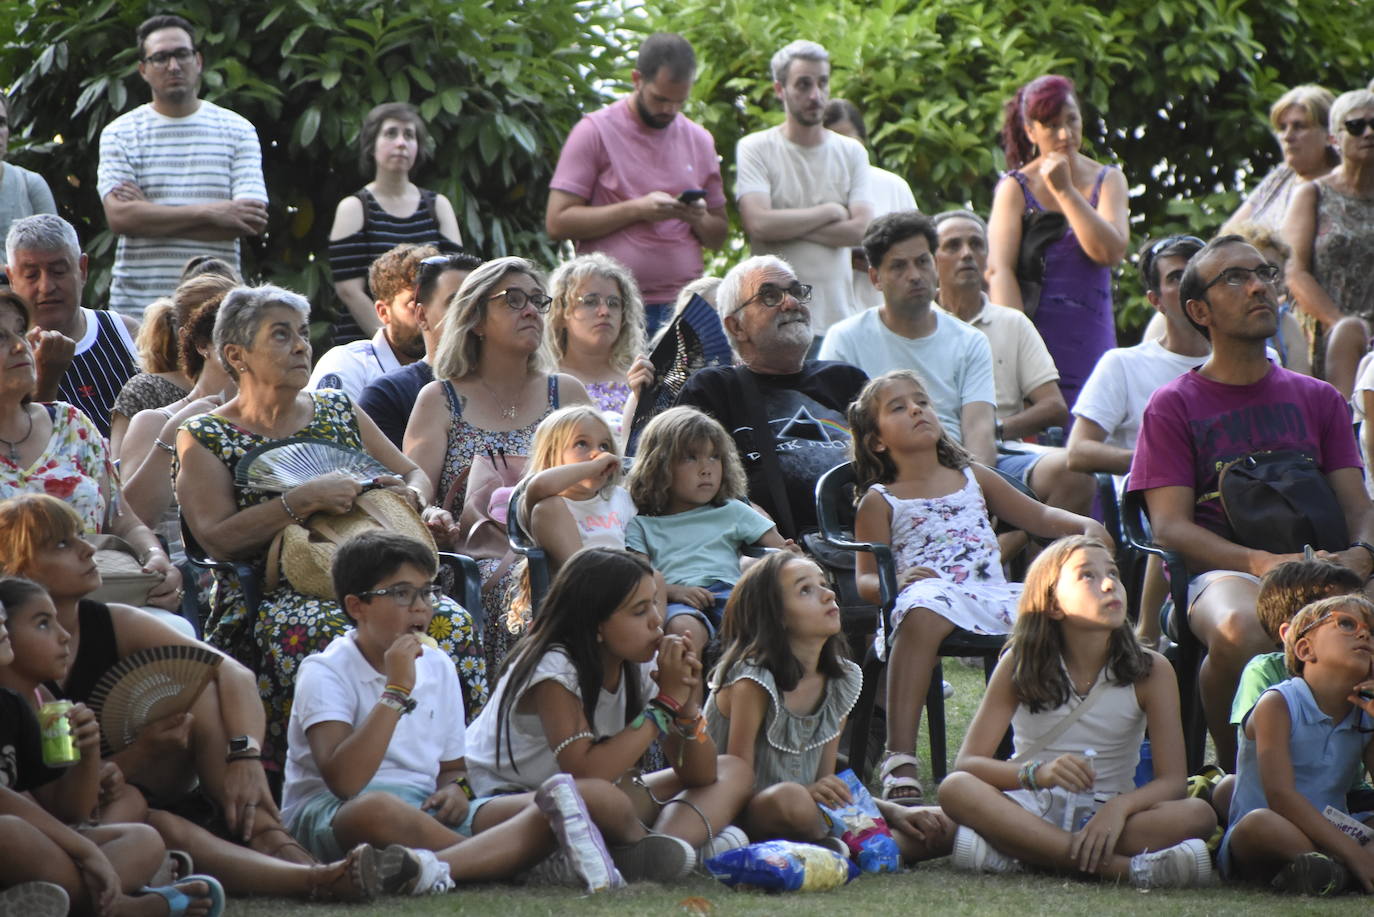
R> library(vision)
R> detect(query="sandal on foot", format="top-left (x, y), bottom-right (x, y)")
top-left (141, 874), bottom-right (225, 917)
top-left (249, 823), bottom-right (318, 865)
top-left (878, 751), bottom-right (925, 805)
top-left (150, 849), bottom-right (194, 887)
top-left (310, 843), bottom-right (380, 902)
top-left (0, 881), bottom-right (69, 917)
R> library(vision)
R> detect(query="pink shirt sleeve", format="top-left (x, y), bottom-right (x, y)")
top-left (549, 116), bottom-right (603, 201)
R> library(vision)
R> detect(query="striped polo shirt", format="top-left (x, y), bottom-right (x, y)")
top-left (97, 100), bottom-right (267, 318)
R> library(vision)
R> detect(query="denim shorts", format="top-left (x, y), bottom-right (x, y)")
top-left (289, 782), bottom-right (496, 861)
top-left (664, 580), bottom-right (732, 638)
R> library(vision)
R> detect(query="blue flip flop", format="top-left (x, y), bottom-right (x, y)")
top-left (141, 874), bottom-right (225, 917)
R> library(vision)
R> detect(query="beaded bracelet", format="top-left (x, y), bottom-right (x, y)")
top-left (280, 492), bottom-right (307, 525)
top-left (551, 730), bottom-right (595, 757)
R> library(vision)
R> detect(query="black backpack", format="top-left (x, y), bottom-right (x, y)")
top-left (1216, 451), bottom-right (1348, 554)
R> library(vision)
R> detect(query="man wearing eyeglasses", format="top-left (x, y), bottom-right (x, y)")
top-left (546, 33), bottom-right (727, 338)
top-left (819, 210), bottom-right (997, 467)
top-left (97, 14), bottom-right (267, 319)
top-left (675, 254), bottom-right (867, 538)
top-left (1129, 234), bottom-right (1374, 768)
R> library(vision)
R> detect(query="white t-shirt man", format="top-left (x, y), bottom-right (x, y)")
top-left (97, 100), bottom-right (267, 318)
top-left (281, 632), bottom-right (466, 829)
top-left (735, 126), bottom-right (872, 332)
top-left (1073, 339), bottom-right (1209, 452)
top-left (818, 307), bottom-right (995, 443)
top-left (308, 328), bottom-right (406, 401)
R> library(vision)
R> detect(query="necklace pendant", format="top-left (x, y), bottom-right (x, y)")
top-left (502, 406), bottom-right (517, 420)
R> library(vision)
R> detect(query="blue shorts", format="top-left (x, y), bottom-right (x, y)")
top-left (288, 782), bottom-right (496, 860)
top-left (665, 580), bottom-right (732, 639)
top-left (995, 448), bottom-right (1046, 489)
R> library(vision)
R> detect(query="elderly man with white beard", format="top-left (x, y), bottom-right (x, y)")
top-left (674, 254), bottom-right (868, 539)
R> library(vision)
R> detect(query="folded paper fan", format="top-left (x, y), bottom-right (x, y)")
top-left (627, 293), bottom-right (732, 455)
top-left (235, 437), bottom-right (393, 494)
top-left (86, 645), bottom-right (222, 754)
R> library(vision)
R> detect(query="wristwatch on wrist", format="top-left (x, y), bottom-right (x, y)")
top-left (227, 735), bottom-right (261, 759)
top-left (1351, 541), bottom-right (1374, 575)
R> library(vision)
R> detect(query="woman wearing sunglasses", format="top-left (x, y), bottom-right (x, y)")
top-left (404, 257), bottom-right (590, 668)
top-left (1285, 89), bottom-right (1374, 392)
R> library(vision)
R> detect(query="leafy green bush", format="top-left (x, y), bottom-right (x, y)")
top-left (1, 0), bottom-right (625, 334)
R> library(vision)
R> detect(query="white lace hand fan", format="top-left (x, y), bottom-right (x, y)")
top-left (234, 437), bottom-right (392, 493)
top-left (86, 645), bottom-right (222, 754)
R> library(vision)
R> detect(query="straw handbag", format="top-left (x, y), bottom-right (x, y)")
top-left (265, 488), bottom-right (435, 599)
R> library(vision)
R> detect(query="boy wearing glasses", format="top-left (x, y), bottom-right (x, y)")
top-left (1129, 235), bottom-right (1374, 770)
top-left (281, 531), bottom-right (627, 895)
top-left (97, 14), bottom-right (267, 319)
top-left (1219, 594), bottom-right (1374, 895)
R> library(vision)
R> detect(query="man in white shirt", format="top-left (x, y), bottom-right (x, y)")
top-left (819, 211), bottom-right (996, 465)
top-left (310, 243), bottom-right (431, 400)
top-left (98, 14), bottom-right (268, 319)
top-left (736, 40), bottom-right (873, 337)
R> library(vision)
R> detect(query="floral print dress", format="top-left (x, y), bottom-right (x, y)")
top-left (183, 390), bottom-right (488, 771)
top-left (872, 468), bottom-right (1022, 659)
top-left (0, 403), bottom-right (113, 533)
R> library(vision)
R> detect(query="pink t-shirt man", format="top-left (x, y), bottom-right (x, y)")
top-left (1128, 362), bottom-right (1361, 539)
top-left (549, 97), bottom-right (725, 302)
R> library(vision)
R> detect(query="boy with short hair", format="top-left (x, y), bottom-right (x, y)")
top-left (281, 531), bottom-right (627, 894)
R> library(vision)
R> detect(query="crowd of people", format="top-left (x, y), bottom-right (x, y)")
top-left (2, 13), bottom-right (1374, 914)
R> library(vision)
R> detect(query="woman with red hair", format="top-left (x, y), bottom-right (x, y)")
top-left (986, 75), bottom-right (1129, 412)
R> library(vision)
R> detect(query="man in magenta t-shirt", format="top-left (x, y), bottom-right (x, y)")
top-left (1129, 234), bottom-right (1374, 768)
top-left (545, 33), bottom-right (728, 335)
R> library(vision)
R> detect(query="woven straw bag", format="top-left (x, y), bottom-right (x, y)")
top-left (265, 488), bottom-right (436, 599)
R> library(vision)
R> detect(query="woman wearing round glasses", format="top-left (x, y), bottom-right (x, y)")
top-left (545, 253), bottom-right (652, 430)
top-left (404, 257), bottom-right (589, 666)
top-left (1286, 89), bottom-right (1374, 395)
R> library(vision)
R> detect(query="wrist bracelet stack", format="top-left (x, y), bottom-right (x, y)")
top-left (379, 682), bottom-right (416, 715)
top-left (649, 693), bottom-right (709, 743)
top-left (1018, 760), bottom-right (1042, 791)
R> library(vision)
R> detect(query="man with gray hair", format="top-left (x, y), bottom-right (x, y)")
top-left (736, 40), bottom-right (873, 337)
top-left (675, 254), bottom-right (867, 537)
top-left (4, 214), bottom-right (140, 436)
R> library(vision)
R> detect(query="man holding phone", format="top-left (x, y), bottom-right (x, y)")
top-left (546, 33), bottom-right (728, 335)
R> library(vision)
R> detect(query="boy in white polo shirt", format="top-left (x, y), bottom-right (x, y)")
top-left (282, 531), bottom-right (626, 894)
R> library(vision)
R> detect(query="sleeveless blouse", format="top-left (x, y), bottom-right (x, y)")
top-left (1312, 182), bottom-right (1374, 321)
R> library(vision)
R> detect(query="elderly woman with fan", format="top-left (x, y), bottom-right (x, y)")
top-left (545, 253), bottom-right (653, 433)
top-left (174, 285), bottom-right (488, 789)
top-left (404, 257), bottom-right (589, 670)
top-left (0, 287), bottom-right (187, 633)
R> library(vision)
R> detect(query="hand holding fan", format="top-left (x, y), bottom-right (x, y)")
top-left (235, 437), bottom-right (393, 494)
top-left (86, 645), bottom-right (223, 754)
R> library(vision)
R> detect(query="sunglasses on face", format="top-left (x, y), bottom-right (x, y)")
top-left (1343, 117), bottom-right (1374, 137)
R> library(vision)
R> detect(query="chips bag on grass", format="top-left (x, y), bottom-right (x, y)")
top-left (705, 841), bottom-right (858, 892)
top-left (818, 768), bottom-right (902, 873)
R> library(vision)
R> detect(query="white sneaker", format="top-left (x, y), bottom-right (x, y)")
top-left (379, 845), bottom-right (454, 895)
top-left (610, 833), bottom-right (695, 882)
top-left (697, 825), bottom-right (749, 863)
top-left (1128, 838), bottom-right (1213, 889)
top-left (534, 773), bottom-right (624, 892)
top-left (951, 825), bottom-right (1023, 874)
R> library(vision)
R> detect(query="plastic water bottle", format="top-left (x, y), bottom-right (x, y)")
top-left (1062, 748), bottom-right (1097, 832)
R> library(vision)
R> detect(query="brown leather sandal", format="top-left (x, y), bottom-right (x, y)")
top-left (309, 844), bottom-right (380, 902)
top-left (249, 823), bottom-right (318, 865)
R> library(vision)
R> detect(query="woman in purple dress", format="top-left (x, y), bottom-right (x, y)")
top-left (987, 75), bottom-right (1130, 412)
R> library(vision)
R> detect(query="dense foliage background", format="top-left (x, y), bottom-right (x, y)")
top-left (3, 0), bottom-right (1371, 337)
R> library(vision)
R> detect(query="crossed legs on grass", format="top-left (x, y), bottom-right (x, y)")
top-left (882, 606), bottom-right (955, 802)
top-left (632, 755), bottom-right (755, 849)
top-left (1225, 806), bottom-right (1371, 889)
top-left (1188, 575), bottom-right (1271, 769)
top-left (938, 771), bottom-right (1216, 879)
top-left (742, 781), bottom-right (954, 863)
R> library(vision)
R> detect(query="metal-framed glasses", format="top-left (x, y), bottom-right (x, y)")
top-left (356, 582), bottom-right (444, 607)
top-left (571, 293), bottom-right (625, 314)
top-left (489, 288), bottom-right (552, 313)
top-left (1200, 263), bottom-right (1281, 292)
top-left (141, 47), bottom-right (196, 67)
top-left (737, 282), bottom-right (813, 311)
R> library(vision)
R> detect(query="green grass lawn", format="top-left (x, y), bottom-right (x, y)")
top-left (230, 661), bottom-right (1354, 915)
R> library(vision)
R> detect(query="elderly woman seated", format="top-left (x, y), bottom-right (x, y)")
top-left (174, 285), bottom-right (487, 779)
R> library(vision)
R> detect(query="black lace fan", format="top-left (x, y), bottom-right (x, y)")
top-left (626, 293), bottom-right (732, 454)
top-left (234, 437), bottom-right (392, 493)
top-left (86, 644), bottom-right (222, 754)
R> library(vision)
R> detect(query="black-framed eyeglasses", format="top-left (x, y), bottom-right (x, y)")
top-left (356, 582), bottom-right (444, 607)
top-left (571, 293), bottom-right (625, 314)
top-left (141, 47), bottom-right (196, 67)
top-left (1343, 117), bottom-right (1374, 137)
top-left (1200, 263), bottom-right (1281, 291)
top-left (489, 288), bottom-right (552, 313)
top-left (736, 282), bottom-right (813, 312)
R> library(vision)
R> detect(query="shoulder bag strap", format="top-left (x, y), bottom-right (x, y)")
top-left (1010, 673), bottom-right (1111, 764)
top-left (734, 367), bottom-right (795, 539)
